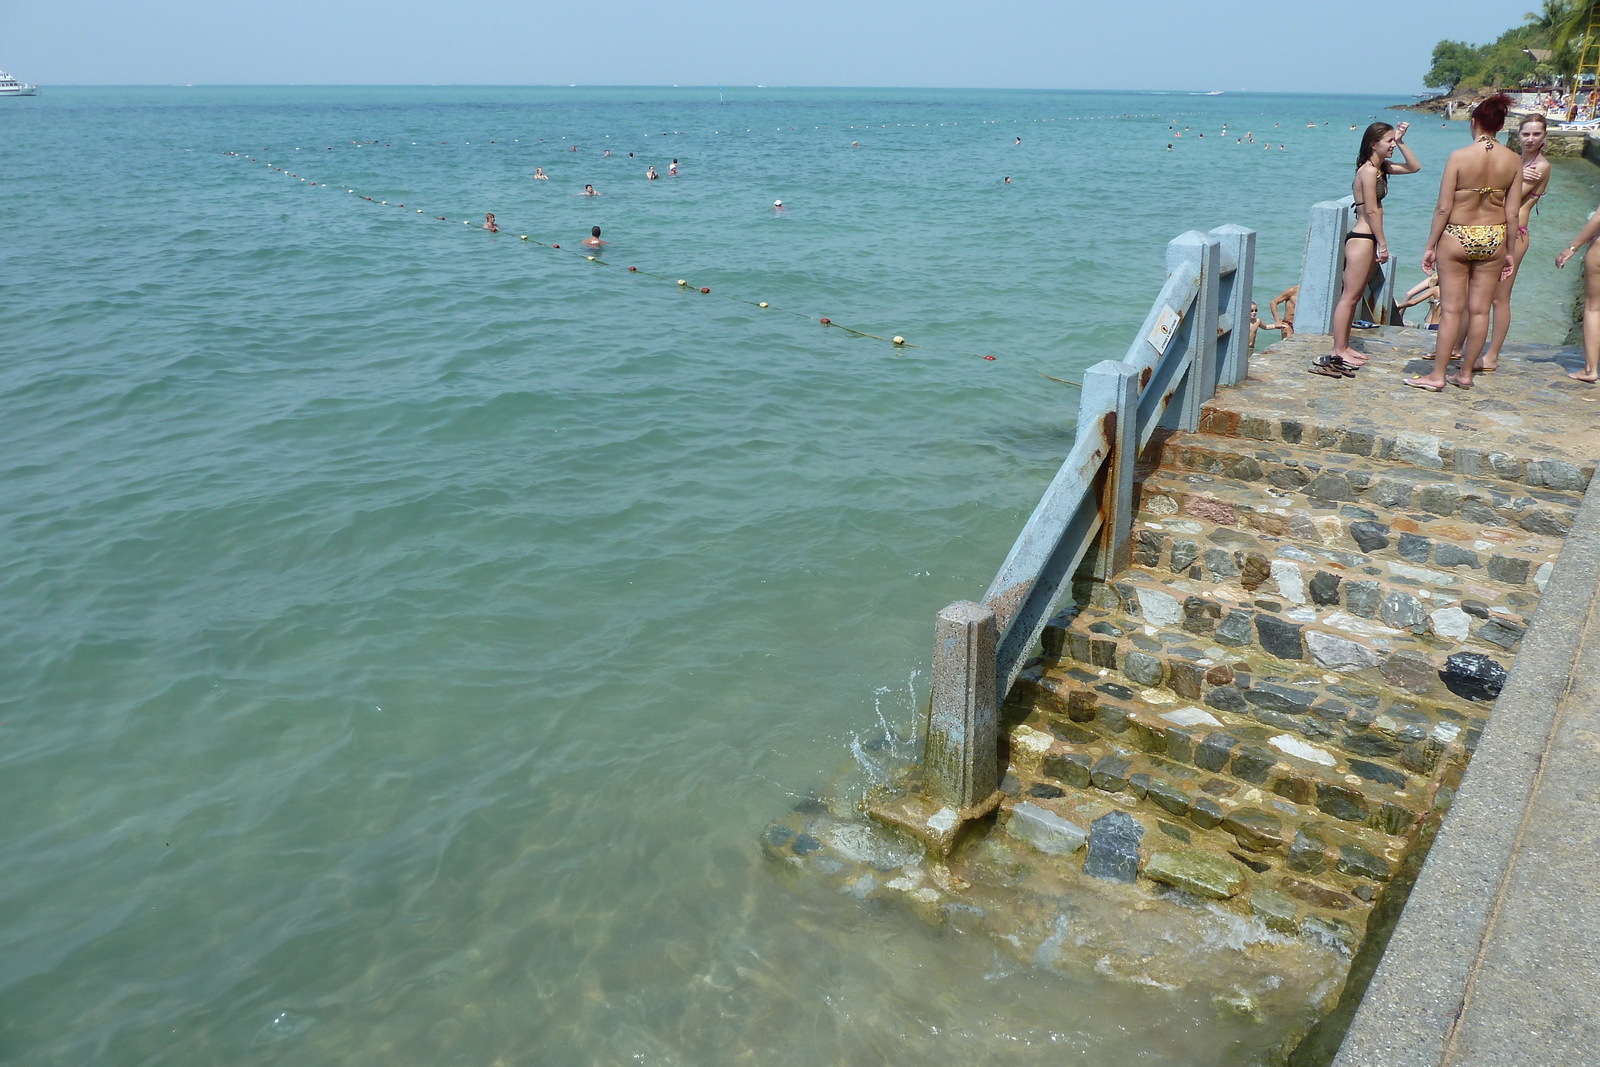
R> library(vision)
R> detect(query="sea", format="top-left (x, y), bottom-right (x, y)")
top-left (3, 87), bottom-right (1596, 1066)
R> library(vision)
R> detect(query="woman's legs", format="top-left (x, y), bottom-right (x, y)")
top-left (1332, 237), bottom-right (1377, 363)
top-left (1478, 232), bottom-right (1529, 371)
top-left (1412, 238), bottom-right (1473, 387)
top-left (1573, 243), bottom-right (1600, 382)
top-left (1450, 258), bottom-right (1504, 387)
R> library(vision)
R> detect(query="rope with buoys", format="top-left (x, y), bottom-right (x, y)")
top-left (224, 149), bottom-right (1083, 385)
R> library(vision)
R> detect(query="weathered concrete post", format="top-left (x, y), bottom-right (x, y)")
top-left (1161, 231), bottom-right (1222, 432)
top-left (923, 600), bottom-right (998, 809)
top-left (1084, 360), bottom-right (1140, 579)
top-left (1210, 224), bottom-right (1257, 387)
top-left (1296, 197), bottom-right (1353, 334)
top-left (1373, 256), bottom-right (1399, 324)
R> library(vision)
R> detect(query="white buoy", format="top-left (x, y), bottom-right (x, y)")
top-left (893, 336), bottom-right (906, 345)
top-left (677, 279), bottom-right (687, 286)
top-left (758, 302), bottom-right (768, 308)
top-left (520, 235), bottom-right (528, 240)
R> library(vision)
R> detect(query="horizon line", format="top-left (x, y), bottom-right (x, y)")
top-left (18, 83), bottom-right (1433, 97)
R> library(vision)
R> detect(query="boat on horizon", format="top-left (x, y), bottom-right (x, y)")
top-left (0, 70), bottom-right (38, 96)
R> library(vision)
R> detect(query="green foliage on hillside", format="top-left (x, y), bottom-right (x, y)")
top-left (1425, 1), bottom-right (1590, 91)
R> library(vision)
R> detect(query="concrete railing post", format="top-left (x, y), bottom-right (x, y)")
top-left (1374, 256), bottom-right (1399, 324)
top-left (1210, 224), bottom-right (1256, 387)
top-left (1160, 231), bottom-right (1221, 432)
top-left (1296, 197), bottom-right (1353, 334)
top-left (923, 600), bottom-right (998, 809)
top-left (1082, 360), bottom-right (1140, 579)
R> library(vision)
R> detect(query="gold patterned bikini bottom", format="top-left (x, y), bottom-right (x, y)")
top-left (1444, 223), bottom-right (1506, 261)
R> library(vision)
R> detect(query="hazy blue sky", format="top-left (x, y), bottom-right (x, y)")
top-left (0, 0), bottom-right (1531, 92)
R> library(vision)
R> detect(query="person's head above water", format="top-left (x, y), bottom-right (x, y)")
top-left (592, 226), bottom-right (601, 237)
top-left (774, 199), bottom-right (782, 207)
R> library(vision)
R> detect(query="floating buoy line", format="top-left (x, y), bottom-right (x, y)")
top-left (225, 149), bottom-right (1086, 385)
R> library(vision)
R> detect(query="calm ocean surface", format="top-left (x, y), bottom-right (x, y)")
top-left (3, 87), bottom-right (1595, 1065)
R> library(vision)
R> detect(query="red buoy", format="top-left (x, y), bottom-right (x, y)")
top-left (701, 287), bottom-right (710, 294)
top-left (820, 318), bottom-right (831, 325)
top-left (983, 355), bottom-right (997, 361)
top-left (628, 266), bottom-right (637, 271)
top-left (552, 243), bottom-right (560, 248)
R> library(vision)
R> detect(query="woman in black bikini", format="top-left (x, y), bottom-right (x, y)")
top-left (1315, 122), bottom-right (1420, 378)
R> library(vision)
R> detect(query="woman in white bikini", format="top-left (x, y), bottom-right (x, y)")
top-left (1314, 121), bottom-right (1420, 377)
top-left (1473, 113), bottom-right (1551, 372)
top-left (1407, 94), bottom-right (1521, 392)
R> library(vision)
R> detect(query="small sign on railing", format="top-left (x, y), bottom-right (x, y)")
top-left (1150, 304), bottom-right (1182, 355)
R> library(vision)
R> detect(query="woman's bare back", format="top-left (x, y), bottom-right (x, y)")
top-left (1446, 141), bottom-right (1521, 225)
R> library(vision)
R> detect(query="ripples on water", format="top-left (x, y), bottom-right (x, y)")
top-left (2, 87), bottom-right (1595, 1064)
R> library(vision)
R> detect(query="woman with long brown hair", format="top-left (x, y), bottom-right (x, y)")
top-left (1406, 94), bottom-right (1522, 391)
top-left (1314, 121), bottom-right (1419, 377)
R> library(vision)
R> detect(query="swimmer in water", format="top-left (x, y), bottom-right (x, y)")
top-left (1015, 136), bottom-right (1022, 145)
top-left (1004, 175), bottom-right (1011, 184)
top-left (535, 167), bottom-right (549, 179)
top-left (1167, 144), bottom-right (1172, 150)
top-left (582, 225), bottom-right (605, 248)
top-left (773, 199), bottom-right (784, 211)
top-left (669, 159), bottom-right (678, 175)
top-left (584, 184), bottom-right (600, 196)
top-left (647, 165), bottom-right (659, 180)
top-left (852, 141), bottom-right (859, 147)
top-left (570, 145), bottom-right (578, 152)
top-left (604, 149), bottom-right (611, 156)
top-left (484, 213), bottom-right (498, 232)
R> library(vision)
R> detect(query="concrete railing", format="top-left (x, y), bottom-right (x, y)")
top-left (922, 225), bottom-right (1256, 810)
top-left (1296, 196), bottom-right (1400, 335)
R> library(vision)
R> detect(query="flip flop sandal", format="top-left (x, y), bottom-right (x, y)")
top-left (1309, 359), bottom-right (1349, 379)
top-left (1330, 357), bottom-right (1363, 373)
top-left (1404, 377), bottom-right (1445, 392)
top-left (1446, 374), bottom-right (1473, 390)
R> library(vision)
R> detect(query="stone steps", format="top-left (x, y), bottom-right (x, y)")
top-left (1194, 405), bottom-right (1595, 492)
top-left (998, 668), bottom-right (1445, 941)
top-left (1147, 431), bottom-right (1581, 537)
top-left (1088, 562), bottom-right (1532, 676)
top-left (1025, 624), bottom-right (1475, 819)
top-left (1132, 468), bottom-right (1563, 597)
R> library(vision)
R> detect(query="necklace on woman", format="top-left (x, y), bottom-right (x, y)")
top-left (1477, 134), bottom-right (1496, 151)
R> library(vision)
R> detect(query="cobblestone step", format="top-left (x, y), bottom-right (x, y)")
top-left (1149, 432), bottom-right (1581, 537)
top-left (1194, 406), bottom-right (1595, 493)
top-left (1132, 468), bottom-right (1563, 598)
top-left (1090, 560), bottom-right (1534, 675)
top-left (997, 672), bottom-right (1446, 941)
top-left (1024, 623), bottom-right (1479, 814)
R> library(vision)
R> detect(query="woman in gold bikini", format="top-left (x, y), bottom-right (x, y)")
top-left (1473, 113), bottom-right (1551, 372)
top-left (1318, 122), bottom-right (1420, 376)
top-left (1407, 94), bottom-right (1521, 391)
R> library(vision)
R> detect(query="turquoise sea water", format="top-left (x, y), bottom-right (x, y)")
top-left (3, 87), bottom-right (1596, 1065)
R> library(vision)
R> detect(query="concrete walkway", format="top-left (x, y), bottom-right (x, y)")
top-left (1332, 393), bottom-right (1600, 1060)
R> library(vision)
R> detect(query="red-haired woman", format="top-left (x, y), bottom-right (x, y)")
top-left (1316, 121), bottom-right (1419, 376)
top-left (1406, 94), bottom-right (1522, 391)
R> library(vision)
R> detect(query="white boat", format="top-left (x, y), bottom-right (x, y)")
top-left (0, 70), bottom-right (38, 96)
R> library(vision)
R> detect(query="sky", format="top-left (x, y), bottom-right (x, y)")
top-left (0, 0), bottom-right (1533, 93)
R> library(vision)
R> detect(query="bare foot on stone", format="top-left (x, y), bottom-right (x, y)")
top-left (1569, 370), bottom-right (1599, 383)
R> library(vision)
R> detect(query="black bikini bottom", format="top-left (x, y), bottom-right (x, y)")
top-left (1346, 231), bottom-right (1378, 243)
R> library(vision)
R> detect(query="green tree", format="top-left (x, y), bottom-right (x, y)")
top-left (1426, 40), bottom-right (1482, 89)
